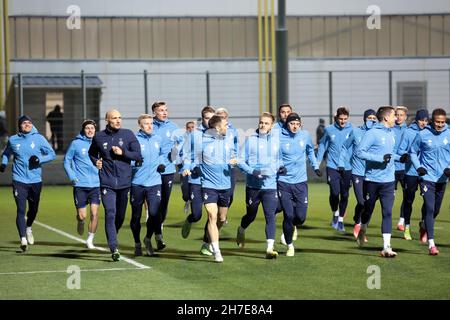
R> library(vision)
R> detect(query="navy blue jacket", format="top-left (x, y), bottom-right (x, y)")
top-left (88, 126), bottom-right (142, 189)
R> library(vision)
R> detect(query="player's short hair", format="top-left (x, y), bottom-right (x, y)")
top-left (105, 108), bottom-right (120, 120)
top-left (151, 101), bottom-right (166, 112)
top-left (278, 104), bottom-right (292, 113)
top-left (185, 121), bottom-right (195, 128)
top-left (215, 107), bottom-right (229, 116)
top-left (137, 114), bottom-right (153, 124)
top-left (432, 108), bottom-right (447, 119)
top-left (260, 112), bottom-right (275, 123)
top-left (208, 115), bottom-right (224, 129)
top-left (336, 106), bottom-right (350, 118)
top-left (376, 106), bottom-right (395, 121)
top-left (395, 106), bottom-right (408, 113)
top-left (201, 106), bottom-right (215, 118)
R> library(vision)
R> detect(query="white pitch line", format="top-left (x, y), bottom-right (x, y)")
top-left (0, 267), bottom-right (145, 276)
top-left (33, 220), bottom-right (150, 269)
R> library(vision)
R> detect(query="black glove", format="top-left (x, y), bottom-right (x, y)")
top-left (252, 169), bottom-right (263, 178)
top-left (191, 166), bottom-right (202, 178)
top-left (383, 154), bottom-right (392, 163)
top-left (444, 168), bottom-right (450, 177)
top-left (417, 167), bottom-right (427, 176)
top-left (29, 155), bottom-right (40, 169)
top-left (337, 167), bottom-right (345, 175)
top-left (315, 169), bottom-right (322, 177)
top-left (135, 159), bottom-right (143, 167)
top-left (278, 166), bottom-right (287, 176)
top-left (0, 164), bottom-right (6, 173)
top-left (157, 164), bottom-right (166, 173)
top-left (399, 153), bottom-right (410, 163)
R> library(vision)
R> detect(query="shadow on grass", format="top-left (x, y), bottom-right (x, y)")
top-left (302, 234), bottom-right (354, 242)
top-left (141, 248), bottom-right (219, 263)
top-left (0, 245), bottom-right (24, 253)
top-left (221, 237), bottom-right (266, 245)
top-left (24, 250), bottom-right (108, 262)
top-left (15, 240), bottom-right (87, 249)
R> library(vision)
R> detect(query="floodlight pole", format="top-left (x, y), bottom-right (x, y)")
top-left (276, 0), bottom-right (288, 108)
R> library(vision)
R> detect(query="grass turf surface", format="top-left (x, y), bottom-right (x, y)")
top-left (0, 183), bottom-right (449, 299)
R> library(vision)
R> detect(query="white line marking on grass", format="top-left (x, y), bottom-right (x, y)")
top-left (0, 267), bottom-right (146, 276)
top-left (33, 220), bottom-right (150, 269)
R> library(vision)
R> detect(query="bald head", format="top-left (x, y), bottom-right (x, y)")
top-left (105, 109), bottom-right (122, 130)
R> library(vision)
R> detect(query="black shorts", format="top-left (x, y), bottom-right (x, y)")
top-left (202, 188), bottom-right (231, 207)
top-left (73, 187), bottom-right (101, 209)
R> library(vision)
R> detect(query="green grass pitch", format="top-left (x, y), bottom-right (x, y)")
top-left (0, 183), bottom-right (449, 299)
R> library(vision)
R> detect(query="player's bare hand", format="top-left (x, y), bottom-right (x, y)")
top-left (96, 158), bottom-right (103, 169)
top-left (112, 146), bottom-right (123, 155)
top-left (182, 169), bottom-right (191, 177)
top-left (229, 158), bottom-right (238, 166)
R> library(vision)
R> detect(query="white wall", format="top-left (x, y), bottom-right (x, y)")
top-left (10, 0), bottom-right (450, 17)
top-left (10, 58), bottom-right (450, 144)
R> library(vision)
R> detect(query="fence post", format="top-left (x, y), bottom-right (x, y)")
top-left (388, 70), bottom-right (392, 105)
top-left (144, 69), bottom-right (148, 114)
top-left (328, 71), bottom-right (333, 124)
top-left (206, 71), bottom-right (210, 106)
top-left (268, 71), bottom-right (273, 114)
top-left (18, 73), bottom-right (23, 116)
top-left (81, 70), bottom-right (86, 120)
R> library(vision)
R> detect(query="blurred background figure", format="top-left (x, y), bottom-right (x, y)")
top-left (46, 105), bottom-right (64, 152)
top-left (316, 118), bottom-right (325, 146)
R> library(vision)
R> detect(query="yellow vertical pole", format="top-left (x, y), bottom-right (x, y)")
top-left (270, 0), bottom-right (276, 113)
top-left (0, 0), bottom-right (4, 109)
top-left (3, 0), bottom-right (10, 98)
top-left (257, 0), bottom-right (263, 114)
top-left (264, 0), bottom-right (269, 112)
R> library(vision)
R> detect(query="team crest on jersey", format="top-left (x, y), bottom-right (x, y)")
top-left (285, 143), bottom-right (290, 150)
top-left (443, 137), bottom-right (448, 145)
top-left (103, 142), bottom-right (108, 150)
top-left (166, 130), bottom-right (171, 137)
top-left (30, 142), bottom-right (35, 149)
top-left (381, 137), bottom-right (386, 145)
top-left (15, 144), bottom-right (21, 151)
top-left (346, 133), bottom-right (350, 139)
top-left (118, 138), bottom-right (124, 147)
top-left (81, 148), bottom-right (87, 155)
top-left (141, 144), bottom-right (145, 151)
top-left (299, 140), bottom-right (304, 147)
top-left (331, 134), bottom-right (335, 141)
top-left (203, 193), bottom-right (208, 200)
top-left (155, 142), bottom-right (159, 149)
top-left (427, 139), bottom-right (432, 146)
